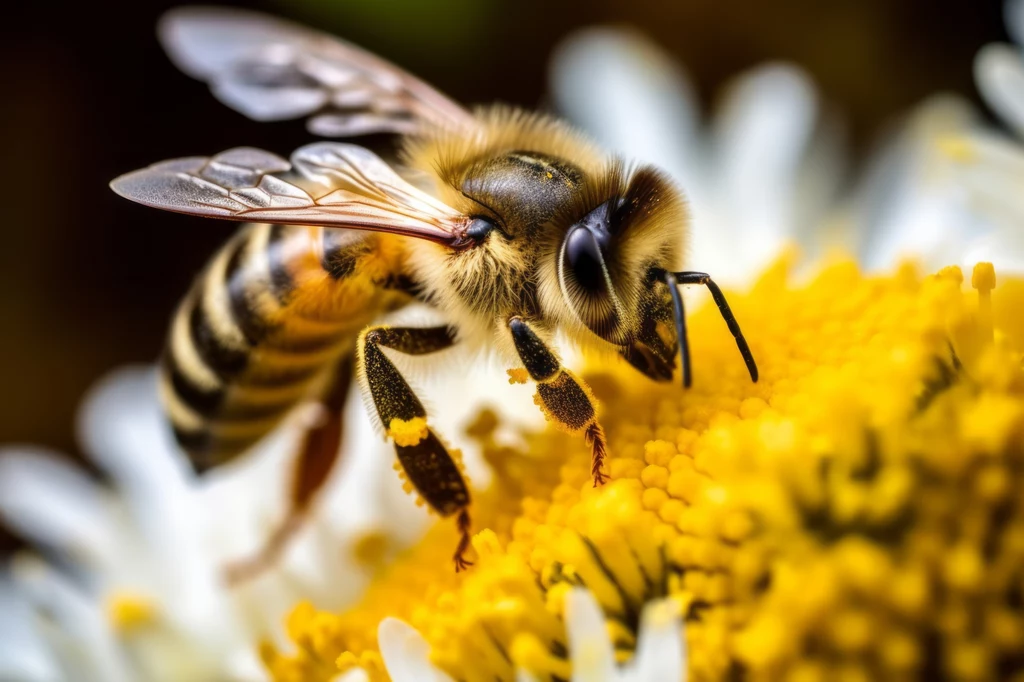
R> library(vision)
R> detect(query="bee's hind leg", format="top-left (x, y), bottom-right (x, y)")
top-left (223, 357), bottom-right (353, 586)
top-left (508, 316), bottom-right (609, 486)
top-left (359, 325), bottom-right (474, 571)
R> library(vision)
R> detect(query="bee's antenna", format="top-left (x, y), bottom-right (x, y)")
top-left (666, 271), bottom-right (759, 386)
top-left (663, 271), bottom-right (692, 387)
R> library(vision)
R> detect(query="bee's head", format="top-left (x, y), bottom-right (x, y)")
top-left (555, 164), bottom-right (687, 381)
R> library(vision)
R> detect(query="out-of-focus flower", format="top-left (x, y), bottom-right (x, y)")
top-left (0, 349), bottom-right (537, 681)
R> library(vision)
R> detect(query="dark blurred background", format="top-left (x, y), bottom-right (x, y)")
top-left (0, 0), bottom-right (1008, 551)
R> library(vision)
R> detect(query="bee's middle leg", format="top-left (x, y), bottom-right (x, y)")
top-left (224, 356), bottom-right (353, 586)
top-left (508, 316), bottom-right (609, 486)
top-left (358, 325), bottom-right (474, 570)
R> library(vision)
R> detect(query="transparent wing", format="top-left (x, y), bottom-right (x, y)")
top-left (110, 143), bottom-right (472, 247)
top-left (159, 6), bottom-right (476, 136)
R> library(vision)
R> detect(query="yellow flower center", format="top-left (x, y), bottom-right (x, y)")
top-left (262, 257), bottom-right (1024, 682)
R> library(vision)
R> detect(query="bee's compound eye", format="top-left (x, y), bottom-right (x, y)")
top-left (563, 226), bottom-right (607, 293)
top-left (465, 216), bottom-right (497, 243)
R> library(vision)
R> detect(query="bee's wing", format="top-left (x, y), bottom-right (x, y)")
top-left (158, 6), bottom-right (475, 136)
top-left (110, 143), bottom-right (471, 247)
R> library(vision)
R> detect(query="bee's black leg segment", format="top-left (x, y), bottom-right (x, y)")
top-left (508, 316), bottom-right (609, 486)
top-left (671, 271), bottom-right (759, 383)
top-left (224, 357), bottom-right (354, 586)
top-left (663, 272), bottom-right (692, 388)
top-left (359, 325), bottom-right (474, 571)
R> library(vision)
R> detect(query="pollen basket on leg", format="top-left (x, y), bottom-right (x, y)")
top-left (394, 429), bottom-right (470, 517)
top-left (534, 371), bottom-right (595, 432)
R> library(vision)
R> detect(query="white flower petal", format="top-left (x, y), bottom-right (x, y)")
top-left (378, 617), bottom-right (455, 682)
top-left (565, 588), bottom-right (616, 682)
top-left (855, 95), bottom-right (984, 269)
top-left (75, 367), bottom-right (198, 555)
top-left (945, 130), bottom-right (1024, 243)
top-left (624, 598), bottom-right (686, 682)
top-left (75, 367), bottom-right (250, 652)
top-left (962, 227), bottom-right (1024, 274)
top-left (0, 448), bottom-right (116, 564)
top-left (549, 27), bottom-right (701, 187)
top-left (224, 648), bottom-right (271, 682)
top-left (789, 113), bottom-right (848, 257)
top-left (975, 43), bottom-right (1024, 139)
top-left (0, 576), bottom-right (60, 681)
top-left (337, 668), bottom-right (371, 682)
top-left (11, 555), bottom-right (131, 682)
top-left (701, 64), bottom-right (819, 278)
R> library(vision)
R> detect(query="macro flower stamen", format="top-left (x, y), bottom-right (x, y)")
top-left (256, 257), bottom-right (1024, 681)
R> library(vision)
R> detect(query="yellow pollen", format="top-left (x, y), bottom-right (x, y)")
top-left (506, 368), bottom-right (529, 384)
top-left (936, 264), bottom-right (964, 285)
top-left (264, 258), bottom-right (1024, 682)
top-left (352, 530), bottom-right (395, 568)
top-left (106, 592), bottom-right (157, 633)
top-left (387, 417), bottom-right (428, 447)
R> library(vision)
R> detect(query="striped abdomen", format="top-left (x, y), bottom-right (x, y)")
top-left (161, 223), bottom-right (404, 472)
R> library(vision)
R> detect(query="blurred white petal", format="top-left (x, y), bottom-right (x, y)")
top-left (75, 366), bottom-right (202, 569)
top-left (75, 367), bottom-right (238, 642)
top-left (623, 598), bottom-right (686, 682)
top-left (337, 668), bottom-right (371, 682)
top-left (975, 43), bottom-right (1024, 138)
top-left (962, 227), bottom-right (1024, 273)
top-left (0, 449), bottom-right (116, 565)
top-left (701, 64), bottom-right (820, 278)
top-left (378, 617), bottom-right (455, 682)
top-left (0, 576), bottom-right (60, 682)
top-left (854, 96), bottom-right (984, 270)
top-left (549, 27), bottom-right (700, 188)
top-left (946, 131), bottom-right (1024, 238)
top-left (565, 588), bottom-right (616, 682)
top-left (11, 555), bottom-right (131, 682)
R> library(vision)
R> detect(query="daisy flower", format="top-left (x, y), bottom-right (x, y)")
top-left (5, 7), bottom-right (1024, 682)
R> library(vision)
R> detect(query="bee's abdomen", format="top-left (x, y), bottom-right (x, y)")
top-left (161, 224), bottom-right (392, 472)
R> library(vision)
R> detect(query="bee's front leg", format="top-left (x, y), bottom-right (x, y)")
top-left (358, 325), bottom-right (474, 571)
top-left (508, 316), bottom-right (609, 486)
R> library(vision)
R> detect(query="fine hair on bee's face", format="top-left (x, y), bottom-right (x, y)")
top-left (109, 6), bottom-right (759, 581)
top-left (551, 163), bottom-right (687, 371)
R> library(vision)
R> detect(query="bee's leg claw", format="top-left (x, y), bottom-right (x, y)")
top-left (508, 316), bottom-right (611, 486)
top-left (360, 325), bottom-right (475, 571)
top-left (586, 422), bottom-right (609, 486)
top-left (452, 509), bottom-right (474, 572)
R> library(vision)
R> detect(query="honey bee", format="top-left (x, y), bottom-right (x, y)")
top-left (111, 7), bottom-right (758, 581)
